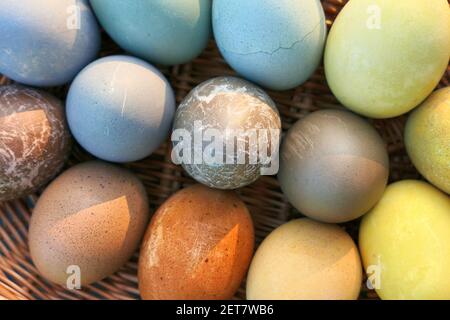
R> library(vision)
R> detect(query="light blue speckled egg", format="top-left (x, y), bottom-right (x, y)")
top-left (67, 55), bottom-right (176, 163)
top-left (90, 0), bottom-right (211, 66)
top-left (213, 0), bottom-right (326, 91)
top-left (0, 0), bottom-right (100, 87)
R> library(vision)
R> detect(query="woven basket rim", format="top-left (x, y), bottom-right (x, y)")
top-left (1, 0), bottom-right (449, 300)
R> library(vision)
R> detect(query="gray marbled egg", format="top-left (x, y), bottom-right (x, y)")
top-left (172, 77), bottom-right (281, 189)
top-left (0, 85), bottom-right (71, 201)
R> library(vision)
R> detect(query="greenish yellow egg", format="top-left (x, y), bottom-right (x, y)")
top-left (325, 0), bottom-right (450, 118)
top-left (405, 87), bottom-right (450, 194)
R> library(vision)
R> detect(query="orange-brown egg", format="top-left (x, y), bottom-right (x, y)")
top-left (138, 184), bottom-right (254, 300)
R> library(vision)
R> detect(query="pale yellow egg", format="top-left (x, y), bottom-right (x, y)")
top-left (325, 0), bottom-right (450, 118)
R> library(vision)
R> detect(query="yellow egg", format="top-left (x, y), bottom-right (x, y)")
top-left (359, 180), bottom-right (450, 300)
top-left (246, 218), bottom-right (362, 300)
top-left (405, 87), bottom-right (450, 194)
top-left (324, 0), bottom-right (450, 118)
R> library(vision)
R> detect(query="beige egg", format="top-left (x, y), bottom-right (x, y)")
top-left (29, 161), bottom-right (150, 286)
top-left (246, 218), bottom-right (362, 300)
top-left (138, 184), bottom-right (254, 300)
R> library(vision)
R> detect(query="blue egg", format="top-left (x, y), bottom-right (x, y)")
top-left (90, 0), bottom-right (211, 66)
top-left (213, 0), bottom-right (326, 91)
top-left (67, 55), bottom-right (176, 163)
top-left (0, 0), bottom-right (100, 87)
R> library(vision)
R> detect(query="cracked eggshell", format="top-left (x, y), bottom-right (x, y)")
top-left (90, 0), bottom-right (211, 66)
top-left (359, 180), bottom-right (450, 299)
top-left (67, 55), bottom-right (176, 163)
top-left (138, 184), bottom-right (254, 300)
top-left (405, 87), bottom-right (450, 194)
top-left (172, 76), bottom-right (282, 189)
top-left (0, 0), bottom-right (100, 87)
top-left (0, 85), bottom-right (71, 201)
top-left (278, 109), bottom-right (389, 223)
top-left (29, 161), bottom-right (150, 286)
top-left (246, 218), bottom-right (362, 300)
top-left (212, 0), bottom-right (326, 91)
top-left (325, 0), bottom-right (450, 118)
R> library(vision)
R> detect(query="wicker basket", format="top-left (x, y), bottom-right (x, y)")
top-left (0, 0), bottom-right (448, 300)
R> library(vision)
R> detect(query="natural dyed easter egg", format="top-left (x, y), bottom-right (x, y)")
top-left (29, 161), bottom-right (150, 286)
top-left (90, 0), bottom-right (211, 66)
top-left (0, 85), bottom-right (71, 201)
top-left (325, 0), bottom-right (450, 118)
top-left (278, 109), bottom-right (389, 223)
top-left (360, 180), bottom-right (450, 300)
top-left (213, 0), bottom-right (326, 91)
top-left (247, 218), bottom-right (362, 300)
top-left (172, 77), bottom-right (282, 189)
top-left (138, 184), bottom-right (254, 300)
top-left (67, 55), bottom-right (175, 163)
top-left (405, 88), bottom-right (450, 194)
top-left (0, 0), bottom-right (100, 87)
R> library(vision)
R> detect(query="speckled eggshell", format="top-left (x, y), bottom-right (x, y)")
top-left (0, 0), bottom-right (100, 87)
top-left (90, 0), bottom-right (211, 66)
top-left (138, 184), bottom-right (254, 300)
top-left (359, 180), bottom-right (450, 300)
top-left (172, 77), bottom-right (281, 189)
top-left (29, 161), bottom-right (150, 286)
top-left (213, 0), bottom-right (327, 90)
top-left (0, 85), bottom-right (71, 201)
top-left (278, 109), bottom-right (389, 223)
top-left (405, 87), bottom-right (450, 194)
top-left (325, 0), bottom-right (450, 118)
top-left (67, 55), bottom-right (176, 163)
top-left (246, 218), bottom-right (362, 300)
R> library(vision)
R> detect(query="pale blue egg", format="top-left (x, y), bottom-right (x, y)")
top-left (66, 55), bottom-right (176, 163)
top-left (90, 0), bottom-right (211, 66)
top-left (213, 0), bottom-right (326, 91)
top-left (0, 0), bottom-right (100, 87)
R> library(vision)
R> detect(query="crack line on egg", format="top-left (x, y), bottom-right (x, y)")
top-left (221, 21), bottom-right (322, 57)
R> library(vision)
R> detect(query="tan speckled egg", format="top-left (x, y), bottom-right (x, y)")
top-left (0, 85), bottom-right (71, 201)
top-left (246, 218), bottom-right (362, 300)
top-left (138, 184), bottom-right (254, 300)
top-left (172, 76), bottom-right (281, 189)
top-left (29, 161), bottom-right (150, 286)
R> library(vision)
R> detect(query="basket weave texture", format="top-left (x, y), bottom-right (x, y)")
top-left (0, 0), bottom-right (449, 300)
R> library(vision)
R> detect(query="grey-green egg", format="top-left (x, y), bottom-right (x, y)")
top-left (278, 109), bottom-right (389, 223)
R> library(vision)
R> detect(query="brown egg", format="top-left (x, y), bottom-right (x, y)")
top-left (138, 184), bottom-right (254, 300)
top-left (0, 85), bottom-right (71, 201)
top-left (246, 218), bottom-right (362, 300)
top-left (29, 161), bottom-right (150, 286)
